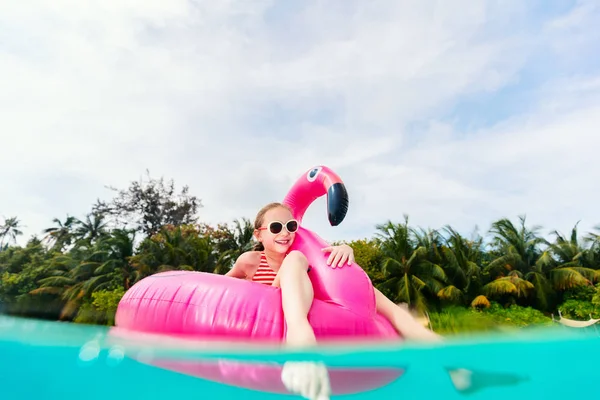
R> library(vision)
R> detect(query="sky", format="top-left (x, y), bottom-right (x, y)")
top-left (2, 0), bottom-right (600, 246)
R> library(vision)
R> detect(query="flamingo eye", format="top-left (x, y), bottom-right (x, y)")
top-left (307, 167), bottom-right (322, 182)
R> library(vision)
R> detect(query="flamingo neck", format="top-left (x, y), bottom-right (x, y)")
top-left (282, 180), bottom-right (326, 224)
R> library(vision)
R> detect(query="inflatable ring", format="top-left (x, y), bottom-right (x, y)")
top-left (112, 165), bottom-right (403, 394)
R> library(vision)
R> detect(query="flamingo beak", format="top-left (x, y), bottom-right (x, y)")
top-left (327, 181), bottom-right (349, 226)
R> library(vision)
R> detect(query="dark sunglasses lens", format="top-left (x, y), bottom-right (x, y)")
top-left (286, 220), bottom-right (298, 232)
top-left (269, 222), bottom-right (283, 234)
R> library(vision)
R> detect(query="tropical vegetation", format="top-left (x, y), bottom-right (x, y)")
top-left (2, 173), bottom-right (600, 334)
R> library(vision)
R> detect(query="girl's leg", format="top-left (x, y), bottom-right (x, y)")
top-left (275, 251), bottom-right (331, 399)
top-left (373, 287), bottom-right (475, 391)
top-left (374, 287), bottom-right (441, 341)
top-left (273, 250), bottom-right (317, 346)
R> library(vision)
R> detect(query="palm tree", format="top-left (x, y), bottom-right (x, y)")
top-left (582, 225), bottom-right (600, 269)
top-left (412, 226), bottom-right (445, 266)
top-left (481, 270), bottom-right (536, 309)
top-left (437, 226), bottom-right (484, 305)
top-left (74, 212), bottom-right (109, 244)
top-left (483, 216), bottom-right (547, 306)
top-left (537, 222), bottom-right (600, 291)
top-left (42, 216), bottom-right (77, 251)
top-left (129, 224), bottom-right (217, 281)
top-left (75, 229), bottom-right (137, 292)
top-left (213, 218), bottom-right (255, 274)
top-left (0, 217), bottom-right (23, 249)
top-left (485, 216), bottom-right (545, 277)
top-left (374, 215), bottom-right (447, 312)
top-left (29, 252), bottom-right (83, 319)
top-left (30, 230), bottom-right (136, 320)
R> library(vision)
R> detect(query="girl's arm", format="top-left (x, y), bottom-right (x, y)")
top-left (226, 263), bottom-right (246, 278)
top-left (226, 251), bottom-right (258, 279)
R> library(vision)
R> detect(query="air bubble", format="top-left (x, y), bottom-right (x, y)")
top-left (79, 340), bottom-right (100, 363)
top-left (106, 345), bottom-right (125, 367)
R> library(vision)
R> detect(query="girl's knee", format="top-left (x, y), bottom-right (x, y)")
top-left (273, 251), bottom-right (310, 288)
top-left (282, 250), bottom-right (309, 271)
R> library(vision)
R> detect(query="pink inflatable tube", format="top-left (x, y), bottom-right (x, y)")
top-left (113, 165), bottom-right (404, 394)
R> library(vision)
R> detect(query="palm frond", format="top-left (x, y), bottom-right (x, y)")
top-left (471, 295), bottom-right (491, 308)
top-left (549, 267), bottom-right (593, 290)
top-left (483, 278), bottom-right (517, 297)
top-left (381, 257), bottom-right (403, 276)
top-left (437, 285), bottom-right (463, 302)
top-left (29, 287), bottom-right (63, 295)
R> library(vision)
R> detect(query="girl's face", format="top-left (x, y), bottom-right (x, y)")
top-left (255, 206), bottom-right (298, 254)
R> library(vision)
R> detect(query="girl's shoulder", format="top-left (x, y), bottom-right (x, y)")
top-left (235, 250), bottom-right (262, 269)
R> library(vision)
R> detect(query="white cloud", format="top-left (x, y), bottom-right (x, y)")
top-left (381, 99), bottom-right (600, 239)
top-left (1, 1), bottom-right (599, 247)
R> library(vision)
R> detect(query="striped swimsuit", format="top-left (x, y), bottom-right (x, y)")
top-left (251, 252), bottom-right (278, 285)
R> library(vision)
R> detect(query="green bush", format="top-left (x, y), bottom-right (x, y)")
top-left (429, 306), bottom-right (496, 335)
top-left (483, 303), bottom-right (553, 327)
top-left (562, 285), bottom-right (597, 302)
top-left (428, 303), bottom-right (553, 335)
top-left (74, 288), bottom-right (125, 325)
top-left (558, 299), bottom-right (600, 320)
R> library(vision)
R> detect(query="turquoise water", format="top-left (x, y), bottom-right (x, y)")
top-left (1, 315), bottom-right (599, 399)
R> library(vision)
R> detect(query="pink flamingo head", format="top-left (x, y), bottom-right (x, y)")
top-left (282, 165), bottom-right (349, 226)
top-left (281, 166), bottom-right (387, 322)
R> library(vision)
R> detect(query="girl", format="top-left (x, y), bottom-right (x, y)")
top-left (226, 202), bottom-right (441, 347)
top-left (226, 202), bottom-right (472, 400)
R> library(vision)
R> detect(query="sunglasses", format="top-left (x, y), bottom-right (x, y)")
top-left (259, 219), bottom-right (299, 234)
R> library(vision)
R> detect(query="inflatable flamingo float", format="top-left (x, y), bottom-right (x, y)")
top-left (112, 165), bottom-right (404, 394)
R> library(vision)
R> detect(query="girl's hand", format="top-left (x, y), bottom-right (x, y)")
top-left (321, 244), bottom-right (355, 268)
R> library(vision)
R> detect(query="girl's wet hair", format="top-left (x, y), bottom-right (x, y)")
top-left (253, 202), bottom-right (293, 251)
